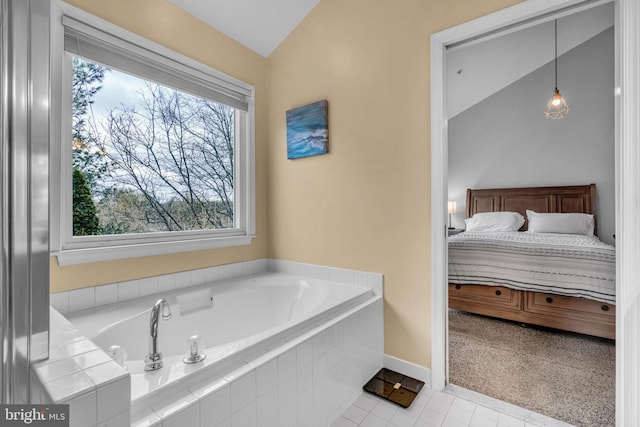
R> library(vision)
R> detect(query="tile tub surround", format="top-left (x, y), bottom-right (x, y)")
top-left (131, 294), bottom-right (383, 426)
top-left (47, 260), bottom-right (384, 426)
top-left (31, 308), bottom-right (130, 427)
top-left (50, 258), bottom-right (383, 314)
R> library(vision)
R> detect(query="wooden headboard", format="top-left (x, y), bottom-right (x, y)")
top-left (466, 184), bottom-right (597, 232)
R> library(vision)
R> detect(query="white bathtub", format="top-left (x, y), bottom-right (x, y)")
top-left (65, 271), bottom-right (377, 420)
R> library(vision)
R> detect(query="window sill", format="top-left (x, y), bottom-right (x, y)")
top-left (53, 234), bottom-right (255, 266)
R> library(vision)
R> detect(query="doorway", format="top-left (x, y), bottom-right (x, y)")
top-left (430, 0), bottom-right (640, 425)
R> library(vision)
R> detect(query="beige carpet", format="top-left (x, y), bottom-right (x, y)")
top-left (448, 310), bottom-right (615, 427)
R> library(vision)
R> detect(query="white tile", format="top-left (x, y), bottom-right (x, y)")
top-left (152, 393), bottom-right (200, 427)
top-left (296, 388), bottom-right (313, 426)
top-left (498, 413), bottom-right (526, 427)
top-left (259, 415), bottom-right (278, 427)
top-left (415, 419), bottom-right (439, 427)
top-left (69, 287), bottom-right (95, 312)
top-left (72, 349), bottom-right (112, 369)
top-left (278, 374), bottom-right (297, 412)
top-left (443, 418), bottom-right (470, 427)
top-left (174, 271), bottom-right (192, 289)
top-left (157, 274), bottom-right (176, 293)
top-left (199, 384), bottom-right (230, 427)
top-left (139, 277), bottom-right (159, 296)
top-left (231, 400), bottom-right (256, 427)
top-left (390, 409), bottom-right (418, 427)
top-left (278, 349), bottom-right (297, 382)
top-left (256, 386), bottom-right (277, 422)
top-left (278, 401), bottom-right (297, 427)
top-left (96, 376), bottom-right (130, 423)
top-left (50, 292), bottom-right (70, 314)
top-left (312, 330), bottom-right (328, 359)
top-left (312, 354), bottom-right (327, 385)
top-left (191, 268), bottom-right (206, 286)
top-left (45, 370), bottom-right (94, 402)
top-left (103, 410), bottom-right (130, 427)
top-left (360, 413), bottom-right (388, 427)
top-left (65, 339), bottom-right (98, 356)
top-left (426, 392), bottom-right (455, 415)
top-left (95, 284), bottom-right (118, 306)
top-left (35, 358), bottom-right (80, 383)
top-left (339, 268), bottom-right (355, 285)
top-left (450, 397), bottom-right (477, 413)
top-left (353, 393), bottom-right (378, 412)
top-left (118, 281), bottom-right (140, 301)
top-left (131, 411), bottom-right (162, 427)
top-left (205, 266), bottom-right (219, 283)
top-left (162, 403), bottom-right (200, 427)
top-left (447, 408), bottom-right (474, 424)
top-left (471, 415), bottom-right (499, 427)
top-left (230, 370), bottom-right (256, 414)
top-left (474, 406), bottom-right (501, 422)
top-left (67, 391), bottom-right (97, 427)
top-left (328, 267), bottom-right (342, 283)
top-left (370, 400), bottom-right (397, 421)
top-left (419, 408), bottom-right (446, 426)
top-left (330, 416), bottom-right (357, 427)
top-left (255, 358), bottom-right (277, 396)
top-left (297, 362), bottom-right (312, 393)
top-left (342, 404), bottom-right (368, 424)
top-left (84, 361), bottom-right (127, 385)
top-left (297, 339), bottom-right (313, 369)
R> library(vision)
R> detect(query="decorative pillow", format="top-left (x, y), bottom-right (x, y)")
top-left (464, 211), bottom-right (525, 232)
top-left (526, 210), bottom-right (595, 236)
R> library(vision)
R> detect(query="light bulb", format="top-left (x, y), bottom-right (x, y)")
top-left (552, 97), bottom-right (561, 106)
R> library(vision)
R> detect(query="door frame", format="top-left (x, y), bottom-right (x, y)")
top-left (430, 0), bottom-right (640, 425)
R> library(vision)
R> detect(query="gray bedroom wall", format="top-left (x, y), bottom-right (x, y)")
top-left (448, 27), bottom-right (615, 245)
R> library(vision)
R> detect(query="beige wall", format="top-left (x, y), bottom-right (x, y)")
top-left (266, 0), bottom-right (521, 368)
top-left (51, 0), bottom-right (269, 292)
top-left (53, 0), bottom-right (524, 370)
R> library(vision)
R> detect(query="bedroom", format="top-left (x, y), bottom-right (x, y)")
top-left (446, 3), bottom-right (615, 425)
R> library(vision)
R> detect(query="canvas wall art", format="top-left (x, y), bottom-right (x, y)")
top-left (286, 100), bottom-right (328, 159)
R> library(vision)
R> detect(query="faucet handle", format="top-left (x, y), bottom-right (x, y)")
top-left (183, 335), bottom-right (207, 364)
top-left (108, 345), bottom-right (128, 368)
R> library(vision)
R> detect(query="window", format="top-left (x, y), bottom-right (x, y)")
top-left (51, 5), bottom-right (255, 265)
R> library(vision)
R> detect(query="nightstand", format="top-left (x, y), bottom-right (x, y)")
top-left (448, 228), bottom-right (464, 236)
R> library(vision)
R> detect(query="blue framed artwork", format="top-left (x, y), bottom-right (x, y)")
top-left (286, 100), bottom-right (328, 159)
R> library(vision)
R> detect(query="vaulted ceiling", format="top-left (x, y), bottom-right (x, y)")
top-left (167, 0), bottom-right (321, 57)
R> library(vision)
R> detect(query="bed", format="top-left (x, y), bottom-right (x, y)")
top-left (448, 184), bottom-right (616, 339)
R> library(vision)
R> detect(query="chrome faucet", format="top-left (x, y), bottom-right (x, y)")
top-left (144, 298), bottom-right (172, 371)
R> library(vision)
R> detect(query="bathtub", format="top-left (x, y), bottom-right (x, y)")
top-left (65, 271), bottom-right (380, 424)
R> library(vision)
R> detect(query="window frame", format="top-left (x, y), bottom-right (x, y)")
top-left (50, 2), bottom-right (256, 266)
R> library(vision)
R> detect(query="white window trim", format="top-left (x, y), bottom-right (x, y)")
top-left (50, 2), bottom-right (256, 266)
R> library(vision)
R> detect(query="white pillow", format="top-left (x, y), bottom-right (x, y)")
top-left (526, 210), bottom-right (595, 236)
top-left (464, 211), bottom-right (525, 232)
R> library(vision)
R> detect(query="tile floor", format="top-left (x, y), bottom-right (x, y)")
top-left (332, 386), bottom-right (574, 427)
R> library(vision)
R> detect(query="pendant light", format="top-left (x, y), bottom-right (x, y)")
top-left (545, 19), bottom-right (569, 119)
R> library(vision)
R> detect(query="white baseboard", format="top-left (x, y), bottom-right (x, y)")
top-left (383, 354), bottom-right (431, 386)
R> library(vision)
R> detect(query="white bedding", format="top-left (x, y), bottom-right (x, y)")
top-left (448, 231), bottom-right (616, 303)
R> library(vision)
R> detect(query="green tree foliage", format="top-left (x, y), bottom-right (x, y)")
top-left (72, 168), bottom-right (100, 236)
top-left (72, 57), bottom-right (108, 193)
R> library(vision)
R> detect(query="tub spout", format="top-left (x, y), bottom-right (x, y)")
top-left (144, 298), bottom-right (172, 371)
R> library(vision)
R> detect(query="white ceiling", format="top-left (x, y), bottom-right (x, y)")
top-left (167, 0), bottom-right (321, 57)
